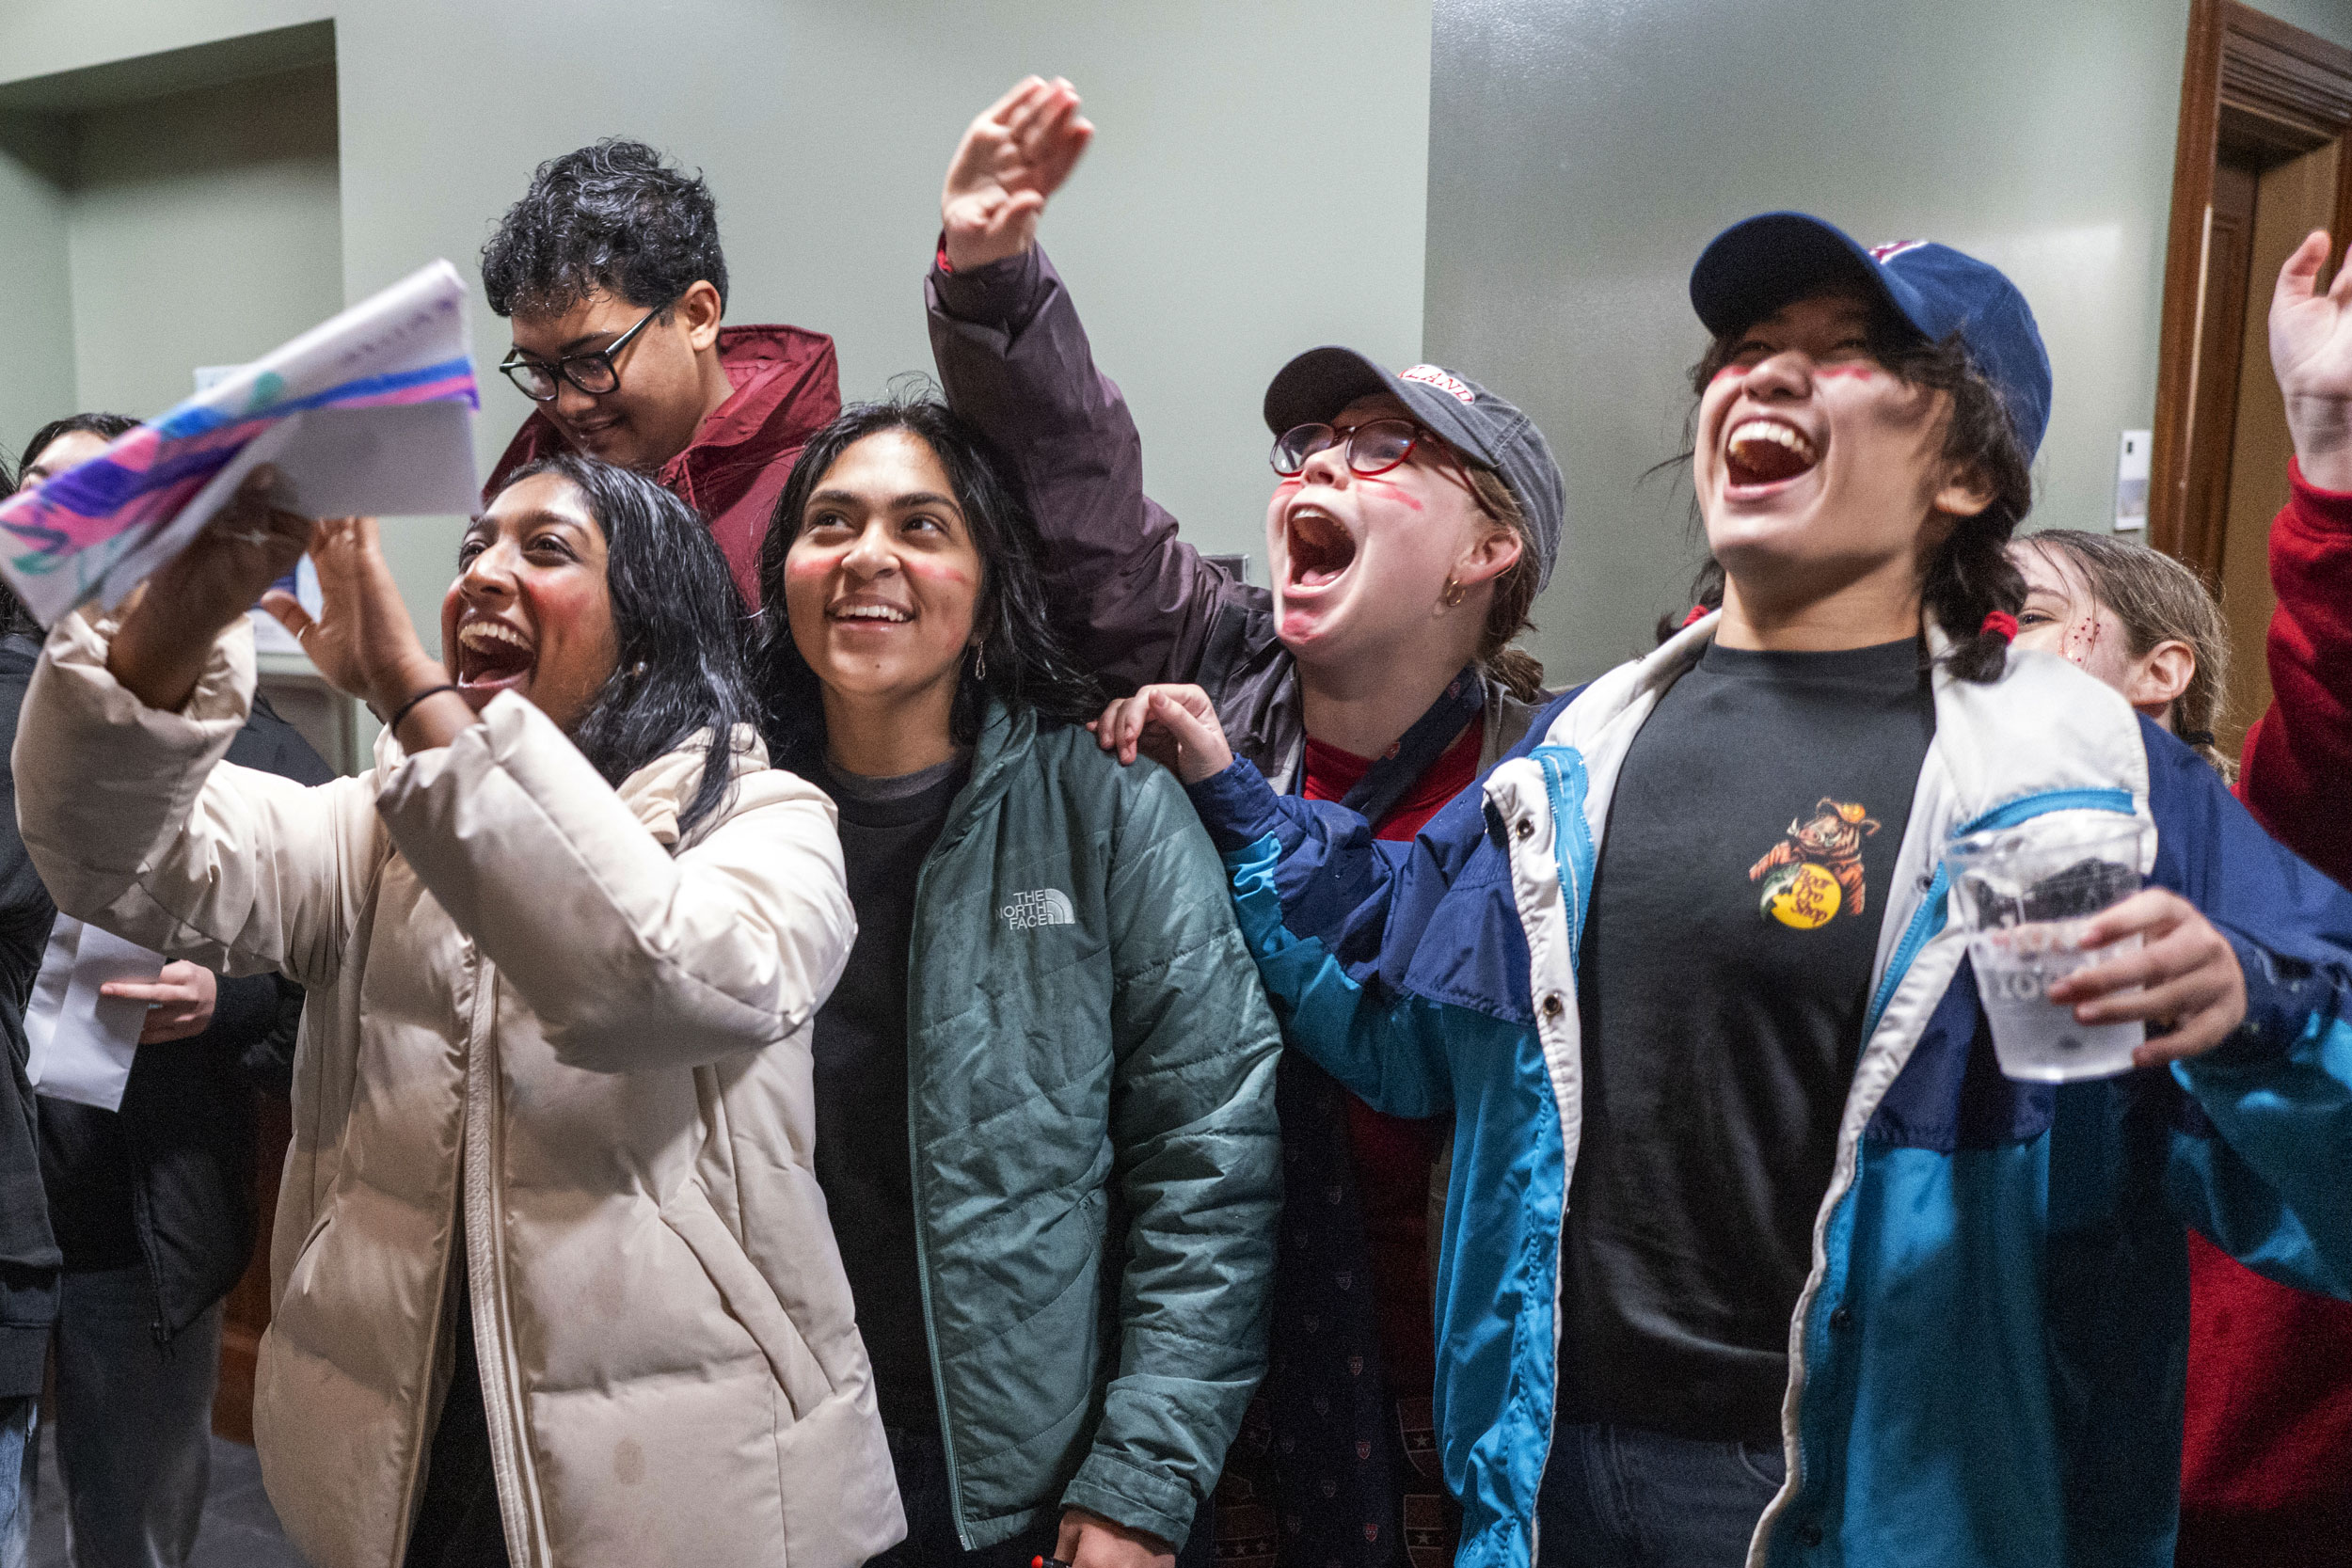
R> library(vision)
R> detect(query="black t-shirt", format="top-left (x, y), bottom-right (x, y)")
top-left (811, 752), bottom-right (969, 1433)
top-left (1563, 637), bottom-right (1934, 1445)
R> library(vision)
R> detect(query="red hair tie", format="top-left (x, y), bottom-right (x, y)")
top-left (1682, 605), bottom-right (1709, 627)
top-left (1979, 610), bottom-right (2018, 642)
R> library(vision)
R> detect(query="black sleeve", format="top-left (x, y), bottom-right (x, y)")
top-left (238, 977), bottom-right (305, 1099)
top-left (0, 640), bottom-right (57, 1014)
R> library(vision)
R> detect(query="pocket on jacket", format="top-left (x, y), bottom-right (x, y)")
top-left (659, 1181), bottom-right (831, 1421)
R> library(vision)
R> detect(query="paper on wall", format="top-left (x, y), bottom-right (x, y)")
top-left (24, 916), bottom-right (167, 1114)
top-left (0, 260), bottom-right (481, 624)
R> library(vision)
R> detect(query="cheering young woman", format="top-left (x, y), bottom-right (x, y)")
top-left (755, 398), bottom-right (1281, 1568)
top-left (13, 457), bottom-right (899, 1568)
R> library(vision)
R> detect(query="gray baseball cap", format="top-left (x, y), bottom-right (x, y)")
top-left (1263, 348), bottom-right (1566, 591)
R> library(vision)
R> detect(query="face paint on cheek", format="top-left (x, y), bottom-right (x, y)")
top-left (2061, 613), bottom-right (2099, 666)
top-left (899, 558), bottom-right (975, 588)
top-left (1358, 477), bottom-right (1424, 513)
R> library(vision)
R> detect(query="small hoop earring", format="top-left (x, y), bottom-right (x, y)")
top-left (1441, 576), bottom-right (1469, 610)
top-left (973, 644), bottom-right (987, 681)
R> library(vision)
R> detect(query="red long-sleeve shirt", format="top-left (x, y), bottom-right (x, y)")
top-left (2178, 459), bottom-right (2352, 1566)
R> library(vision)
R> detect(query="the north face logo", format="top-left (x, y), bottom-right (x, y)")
top-left (1000, 888), bottom-right (1075, 929)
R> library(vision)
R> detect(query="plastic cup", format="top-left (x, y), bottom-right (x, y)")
top-left (1946, 821), bottom-right (2146, 1082)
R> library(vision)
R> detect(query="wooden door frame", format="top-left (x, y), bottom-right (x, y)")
top-left (2151, 0), bottom-right (2352, 570)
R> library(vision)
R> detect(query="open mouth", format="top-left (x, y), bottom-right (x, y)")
top-left (1284, 507), bottom-right (1358, 592)
top-left (454, 618), bottom-right (536, 689)
top-left (1724, 418), bottom-right (1820, 488)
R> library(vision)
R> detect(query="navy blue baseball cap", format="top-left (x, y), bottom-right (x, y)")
top-left (1263, 349), bottom-right (1567, 591)
top-left (1689, 213), bottom-right (2053, 457)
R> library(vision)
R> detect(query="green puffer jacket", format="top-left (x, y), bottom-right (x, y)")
top-left (904, 702), bottom-right (1282, 1551)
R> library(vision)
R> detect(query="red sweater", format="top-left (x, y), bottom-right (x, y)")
top-left (2179, 460), bottom-right (2352, 1565)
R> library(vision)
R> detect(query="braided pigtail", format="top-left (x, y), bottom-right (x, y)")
top-left (1923, 510), bottom-right (2027, 683)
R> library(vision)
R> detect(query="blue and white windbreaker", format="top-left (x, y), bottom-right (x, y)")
top-left (1183, 614), bottom-right (2352, 1568)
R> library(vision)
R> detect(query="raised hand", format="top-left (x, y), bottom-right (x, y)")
top-left (2268, 229), bottom-right (2352, 489)
top-left (109, 466), bottom-right (311, 711)
top-left (941, 75), bottom-right (1093, 274)
top-left (265, 515), bottom-right (443, 716)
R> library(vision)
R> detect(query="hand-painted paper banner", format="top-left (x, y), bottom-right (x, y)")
top-left (0, 260), bottom-right (480, 623)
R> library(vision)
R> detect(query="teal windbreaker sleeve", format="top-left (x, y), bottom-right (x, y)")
top-left (2141, 721), bottom-right (2352, 1298)
top-left (1063, 766), bottom-right (1284, 1547)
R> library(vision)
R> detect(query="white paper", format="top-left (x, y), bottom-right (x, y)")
top-left (0, 259), bottom-right (479, 624)
top-left (24, 917), bottom-right (167, 1113)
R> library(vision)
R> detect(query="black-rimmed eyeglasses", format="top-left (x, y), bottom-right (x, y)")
top-left (498, 306), bottom-right (665, 402)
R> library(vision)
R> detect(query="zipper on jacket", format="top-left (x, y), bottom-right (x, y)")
top-left (459, 950), bottom-right (544, 1567)
top-left (903, 847), bottom-right (977, 1549)
top-left (117, 1114), bottom-right (175, 1353)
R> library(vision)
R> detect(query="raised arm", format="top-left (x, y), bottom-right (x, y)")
top-left (2239, 229), bottom-right (2352, 884)
top-left (375, 703), bottom-right (852, 1074)
top-left (929, 78), bottom-right (1249, 690)
top-left (16, 483), bottom-right (389, 992)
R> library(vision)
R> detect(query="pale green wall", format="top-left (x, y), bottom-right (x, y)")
top-left (67, 62), bottom-right (342, 420)
top-left (0, 0), bottom-right (1434, 657)
top-left (1427, 0), bottom-right (2352, 688)
top-left (0, 113), bottom-right (77, 453)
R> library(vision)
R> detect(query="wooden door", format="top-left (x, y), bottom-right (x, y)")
top-left (214, 1093), bottom-right (288, 1443)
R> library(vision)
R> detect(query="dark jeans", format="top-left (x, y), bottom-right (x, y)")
top-left (876, 1427), bottom-right (1216, 1568)
top-left (1535, 1423), bottom-right (1785, 1568)
top-left (52, 1267), bottom-right (223, 1568)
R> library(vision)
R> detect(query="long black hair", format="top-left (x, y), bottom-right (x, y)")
top-left (6, 413), bottom-right (140, 640)
top-left (754, 396), bottom-right (1105, 773)
top-left (492, 453), bottom-right (760, 843)
top-left (1661, 307), bottom-right (2033, 683)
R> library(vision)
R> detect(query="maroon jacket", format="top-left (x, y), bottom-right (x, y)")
top-left (2178, 461), bottom-right (2352, 1567)
top-left (485, 324), bottom-right (840, 606)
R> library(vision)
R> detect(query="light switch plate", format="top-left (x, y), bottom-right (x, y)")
top-left (2115, 429), bottom-right (2151, 531)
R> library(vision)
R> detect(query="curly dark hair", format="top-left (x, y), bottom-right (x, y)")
top-left (755, 396), bottom-right (1106, 773)
top-left (4, 412), bottom-right (141, 639)
top-left (490, 453), bottom-right (760, 844)
top-left (1661, 305), bottom-right (2033, 683)
top-left (481, 138), bottom-right (728, 319)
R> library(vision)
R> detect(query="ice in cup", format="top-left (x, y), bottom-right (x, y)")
top-left (1946, 820), bottom-right (2147, 1082)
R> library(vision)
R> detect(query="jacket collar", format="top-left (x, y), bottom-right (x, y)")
top-left (932, 699), bottom-right (1035, 854)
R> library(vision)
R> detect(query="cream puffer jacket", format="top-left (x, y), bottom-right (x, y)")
top-left (13, 616), bottom-right (904, 1568)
